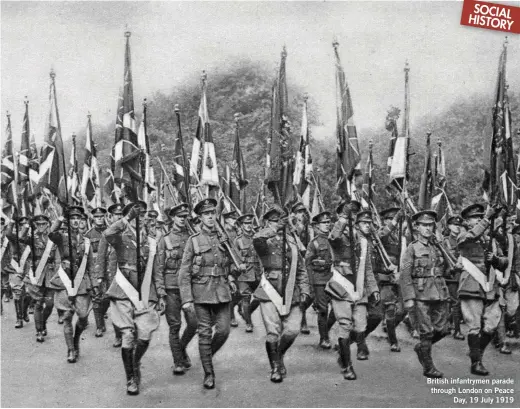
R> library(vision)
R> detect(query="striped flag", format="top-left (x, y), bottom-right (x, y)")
top-left (67, 134), bottom-right (81, 205)
top-left (418, 132), bottom-right (434, 210)
top-left (229, 114), bottom-right (248, 212)
top-left (81, 114), bottom-right (101, 207)
top-left (293, 95), bottom-right (312, 207)
top-left (1, 112), bottom-right (17, 207)
top-left (138, 100), bottom-right (155, 204)
top-left (310, 172), bottom-right (324, 220)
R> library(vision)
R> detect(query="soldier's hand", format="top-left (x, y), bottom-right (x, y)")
top-left (299, 293), bottom-right (310, 309)
top-left (484, 205), bottom-right (499, 219)
top-left (238, 263), bottom-right (247, 272)
top-left (312, 259), bottom-right (326, 267)
top-left (485, 251), bottom-right (496, 263)
top-left (182, 302), bottom-right (195, 314)
top-left (404, 300), bottom-right (414, 309)
top-left (92, 286), bottom-right (101, 297)
top-left (370, 291), bottom-right (381, 305)
top-left (157, 296), bottom-right (167, 315)
top-left (229, 280), bottom-right (238, 294)
top-left (127, 204), bottom-right (141, 221)
top-left (454, 261), bottom-right (464, 271)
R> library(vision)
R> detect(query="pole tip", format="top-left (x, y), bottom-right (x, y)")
top-left (281, 45), bottom-right (287, 58)
top-left (50, 68), bottom-right (56, 79)
top-left (201, 70), bottom-right (207, 83)
top-left (404, 60), bottom-right (410, 72)
top-left (174, 104), bottom-right (180, 113)
top-left (234, 113), bottom-right (241, 123)
top-left (87, 111), bottom-right (91, 119)
top-left (303, 93), bottom-right (309, 102)
top-left (125, 25), bottom-right (131, 38)
top-left (24, 96), bottom-right (29, 106)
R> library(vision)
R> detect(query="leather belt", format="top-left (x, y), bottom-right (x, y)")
top-left (200, 266), bottom-right (227, 276)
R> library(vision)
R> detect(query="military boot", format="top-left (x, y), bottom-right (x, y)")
top-left (386, 318), bottom-right (401, 352)
top-left (122, 348), bottom-right (139, 395)
top-left (278, 335), bottom-right (296, 377)
top-left (94, 308), bottom-right (105, 338)
top-left (421, 341), bottom-right (443, 378)
top-left (73, 321), bottom-right (86, 360)
top-left (414, 342), bottom-right (424, 367)
top-left (133, 339), bottom-right (150, 387)
top-left (200, 344), bottom-right (215, 389)
top-left (242, 299), bottom-right (253, 333)
top-left (22, 295), bottom-right (31, 322)
top-left (65, 322), bottom-right (76, 363)
top-left (337, 337), bottom-right (356, 380)
top-left (230, 303), bottom-right (238, 327)
top-left (469, 334), bottom-right (488, 376)
top-left (317, 312), bottom-right (331, 349)
top-left (14, 299), bottom-right (23, 328)
top-left (265, 341), bottom-right (283, 383)
top-left (354, 331), bottom-right (369, 360)
top-left (113, 324), bottom-right (123, 347)
top-left (452, 306), bottom-right (465, 340)
top-left (57, 309), bottom-right (64, 324)
top-left (35, 306), bottom-right (45, 342)
top-left (300, 308), bottom-right (310, 334)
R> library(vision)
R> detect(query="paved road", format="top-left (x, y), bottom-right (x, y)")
top-left (1, 302), bottom-right (519, 408)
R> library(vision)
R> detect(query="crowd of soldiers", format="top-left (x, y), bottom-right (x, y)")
top-left (1, 187), bottom-right (519, 395)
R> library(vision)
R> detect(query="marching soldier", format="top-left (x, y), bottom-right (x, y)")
top-left (305, 210), bottom-right (334, 349)
top-left (252, 205), bottom-right (310, 383)
top-left (222, 209), bottom-right (240, 327)
top-left (5, 216), bottom-right (32, 328)
top-left (145, 209), bottom-right (159, 238)
top-left (327, 207), bottom-right (379, 380)
top-left (377, 207), bottom-right (406, 352)
top-left (233, 213), bottom-right (262, 333)
top-left (78, 212), bottom-right (89, 235)
top-left (48, 206), bottom-right (96, 363)
top-left (442, 215), bottom-right (465, 340)
top-left (457, 204), bottom-right (506, 376)
top-left (94, 203), bottom-right (124, 347)
top-left (155, 203), bottom-right (198, 376)
top-left (21, 212), bottom-right (58, 342)
top-left (103, 201), bottom-right (164, 395)
top-left (1, 217), bottom-right (11, 311)
top-left (400, 210), bottom-right (450, 379)
top-left (85, 207), bottom-right (108, 338)
top-left (179, 198), bottom-right (237, 389)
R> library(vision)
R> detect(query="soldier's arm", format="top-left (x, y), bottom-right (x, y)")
top-left (252, 226), bottom-right (277, 258)
top-left (305, 240), bottom-right (317, 287)
top-left (364, 240), bottom-right (379, 295)
top-left (491, 238), bottom-right (509, 270)
top-left (457, 218), bottom-right (490, 246)
top-left (94, 234), bottom-right (108, 283)
top-left (399, 244), bottom-right (416, 302)
top-left (85, 244), bottom-right (96, 288)
top-left (48, 218), bottom-right (63, 245)
top-left (103, 218), bottom-right (128, 246)
top-left (296, 254), bottom-right (311, 297)
top-left (377, 218), bottom-right (399, 239)
top-left (5, 221), bottom-right (18, 242)
top-left (328, 217), bottom-right (348, 244)
top-left (154, 237), bottom-right (167, 298)
top-left (178, 237), bottom-right (195, 305)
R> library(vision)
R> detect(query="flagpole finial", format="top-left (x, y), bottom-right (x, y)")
top-left (332, 36), bottom-right (339, 50)
top-left (303, 93), bottom-right (309, 103)
top-left (437, 140), bottom-right (442, 148)
top-left (24, 96), bottom-right (28, 106)
top-left (369, 140), bottom-right (373, 149)
top-left (201, 70), bottom-right (207, 84)
top-left (174, 104), bottom-right (180, 113)
top-left (143, 98), bottom-right (147, 109)
top-left (72, 133), bottom-right (76, 141)
top-left (6, 111), bottom-right (10, 118)
top-left (125, 25), bottom-right (131, 38)
top-left (50, 68), bottom-right (56, 80)
top-left (234, 113), bottom-right (241, 124)
top-left (281, 45), bottom-right (287, 59)
top-left (404, 60), bottom-right (410, 72)
top-left (87, 111), bottom-right (91, 119)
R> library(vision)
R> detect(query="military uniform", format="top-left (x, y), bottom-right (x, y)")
top-left (253, 205), bottom-right (310, 383)
top-left (223, 210), bottom-right (240, 327)
top-left (305, 211), bottom-right (333, 348)
top-left (103, 201), bottom-right (161, 395)
top-left (400, 210), bottom-right (449, 378)
top-left (155, 203), bottom-right (198, 375)
top-left (48, 206), bottom-right (95, 363)
top-left (1, 220), bottom-right (11, 309)
top-left (457, 204), bottom-right (506, 375)
top-left (233, 213), bottom-right (262, 332)
top-left (178, 198), bottom-right (235, 389)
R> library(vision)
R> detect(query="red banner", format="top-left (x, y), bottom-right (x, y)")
top-left (461, 0), bottom-right (520, 34)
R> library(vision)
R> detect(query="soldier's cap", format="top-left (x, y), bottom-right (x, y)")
top-left (31, 214), bottom-right (50, 224)
top-left (80, 212), bottom-right (89, 221)
top-left (194, 198), bottom-right (218, 215)
top-left (222, 210), bottom-right (239, 219)
top-left (355, 210), bottom-right (373, 224)
top-left (108, 203), bottom-right (124, 215)
top-left (168, 203), bottom-right (190, 217)
top-left (336, 199), bottom-right (361, 215)
top-left (66, 205), bottom-right (85, 218)
top-left (91, 207), bottom-right (107, 217)
top-left (311, 211), bottom-right (332, 224)
top-left (237, 213), bottom-right (255, 224)
top-left (353, 169), bottom-right (363, 177)
top-left (147, 210), bottom-right (159, 219)
top-left (461, 204), bottom-right (485, 220)
top-left (291, 201), bottom-right (308, 214)
top-left (447, 215), bottom-right (463, 226)
top-left (412, 210), bottom-right (437, 224)
top-left (122, 200), bottom-right (147, 217)
top-left (263, 205), bottom-right (287, 221)
top-left (16, 215), bottom-right (30, 224)
top-left (380, 207), bottom-right (400, 219)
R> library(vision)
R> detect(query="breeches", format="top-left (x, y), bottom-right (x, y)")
top-left (504, 288), bottom-right (519, 317)
top-left (194, 303), bottom-right (231, 359)
top-left (380, 284), bottom-right (403, 321)
top-left (54, 290), bottom-right (90, 318)
top-left (8, 273), bottom-right (24, 298)
top-left (313, 285), bottom-right (331, 314)
top-left (414, 300), bottom-right (448, 340)
top-left (260, 301), bottom-right (301, 343)
top-left (330, 299), bottom-right (367, 338)
top-left (461, 298), bottom-right (502, 335)
top-left (110, 299), bottom-right (160, 348)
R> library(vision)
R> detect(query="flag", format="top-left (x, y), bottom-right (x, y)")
top-left (67, 134), bottom-right (81, 205)
top-left (113, 31), bottom-right (142, 202)
top-left (485, 40), bottom-right (516, 208)
top-left (1, 112), bottom-right (17, 207)
top-left (229, 114), bottom-right (248, 212)
top-left (432, 140), bottom-right (452, 226)
top-left (362, 141), bottom-right (375, 209)
top-left (81, 114), bottom-right (101, 207)
top-left (293, 95), bottom-right (313, 208)
top-left (172, 105), bottom-right (191, 205)
top-left (265, 46), bottom-right (294, 206)
top-left (418, 133), bottom-right (434, 210)
top-left (38, 69), bottom-right (68, 204)
top-left (333, 39), bottom-right (361, 197)
top-left (138, 100), bottom-right (155, 204)
top-left (310, 172), bottom-right (324, 219)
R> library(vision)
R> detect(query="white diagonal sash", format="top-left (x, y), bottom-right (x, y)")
top-left (260, 275), bottom-right (287, 315)
top-left (492, 234), bottom-right (514, 286)
top-left (0, 237), bottom-right (8, 261)
top-left (140, 237), bottom-right (157, 307)
top-left (459, 256), bottom-right (494, 293)
top-left (29, 240), bottom-right (54, 285)
top-left (115, 268), bottom-right (145, 310)
top-left (58, 238), bottom-right (91, 296)
top-left (10, 246), bottom-right (31, 275)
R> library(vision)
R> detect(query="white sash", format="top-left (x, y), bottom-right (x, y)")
top-left (10, 246), bottom-right (31, 275)
top-left (58, 238), bottom-right (91, 296)
top-left (29, 240), bottom-right (54, 285)
top-left (260, 240), bottom-right (299, 316)
top-left (492, 234), bottom-right (514, 286)
top-left (459, 256), bottom-right (495, 293)
top-left (328, 236), bottom-right (368, 302)
top-left (115, 236), bottom-right (157, 310)
top-left (0, 237), bottom-right (8, 260)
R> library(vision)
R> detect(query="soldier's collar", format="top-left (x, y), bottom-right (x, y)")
top-left (417, 236), bottom-right (429, 245)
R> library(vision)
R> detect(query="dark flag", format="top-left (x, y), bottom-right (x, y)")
top-left (229, 113), bottom-right (248, 213)
top-left (1, 112), bottom-right (17, 207)
top-left (18, 99), bottom-right (39, 214)
top-left (293, 95), bottom-right (312, 207)
top-left (81, 113), bottom-right (101, 207)
top-left (138, 99), bottom-right (155, 205)
top-left (333, 39), bottom-right (361, 197)
top-left (113, 30), bottom-right (142, 202)
top-left (418, 132), bottom-right (434, 210)
top-left (38, 69), bottom-right (68, 204)
top-left (67, 134), bottom-right (81, 205)
top-left (432, 141), bottom-right (453, 226)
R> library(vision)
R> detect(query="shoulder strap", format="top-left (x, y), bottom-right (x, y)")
top-left (192, 235), bottom-right (200, 255)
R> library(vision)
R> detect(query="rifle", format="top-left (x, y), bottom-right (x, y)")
top-left (136, 210), bottom-right (142, 301)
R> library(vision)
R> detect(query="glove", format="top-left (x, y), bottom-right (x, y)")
top-left (238, 263), bottom-right (247, 272)
top-left (156, 296), bottom-right (166, 315)
top-left (370, 292), bottom-right (381, 306)
top-left (127, 203), bottom-right (141, 222)
top-left (485, 251), bottom-right (496, 264)
top-left (229, 280), bottom-right (238, 294)
top-left (182, 302), bottom-right (196, 315)
top-left (484, 205), bottom-right (499, 219)
top-left (92, 286), bottom-right (101, 297)
top-left (404, 299), bottom-right (414, 309)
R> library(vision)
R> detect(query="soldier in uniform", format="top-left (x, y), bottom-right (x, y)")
top-left (95, 203), bottom-right (124, 347)
top-left (155, 203), bottom-right (198, 376)
top-left (1, 217), bottom-right (9, 313)
top-left (233, 213), bottom-right (262, 333)
top-left (145, 209), bottom-right (159, 238)
top-left (5, 216), bottom-right (32, 328)
top-left (400, 210), bottom-right (450, 379)
top-left (222, 209), bottom-right (240, 327)
top-left (85, 207), bottom-right (108, 338)
top-left (252, 205), bottom-right (310, 383)
top-left (305, 210), bottom-right (333, 349)
top-left (179, 198), bottom-right (237, 389)
top-left (376, 207), bottom-right (406, 352)
top-left (48, 206), bottom-right (96, 363)
top-left (327, 208), bottom-right (379, 380)
top-left (457, 204), bottom-right (506, 375)
top-left (78, 212), bottom-right (89, 235)
top-left (21, 213), bottom-right (57, 342)
top-left (103, 200), bottom-right (164, 395)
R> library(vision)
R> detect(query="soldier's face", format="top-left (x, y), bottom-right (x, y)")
top-left (241, 221), bottom-right (253, 234)
top-left (93, 215), bottom-right (105, 227)
top-left (417, 222), bottom-right (434, 238)
top-left (79, 219), bottom-right (87, 230)
top-left (70, 216), bottom-right (80, 229)
top-left (294, 210), bottom-right (306, 222)
top-left (112, 213), bottom-right (122, 222)
top-left (467, 216), bottom-right (481, 228)
top-left (173, 214), bottom-right (186, 228)
top-left (316, 219), bottom-right (331, 234)
top-left (225, 217), bottom-right (236, 228)
top-left (358, 221), bottom-right (371, 235)
top-left (200, 210), bottom-right (216, 228)
top-left (448, 223), bottom-right (460, 235)
top-left (147, 219), bottom-right (157, 229)
top-left (35, 221), bottom-right (49, 234)
top-left (384, 217), bottom-right (393, 227)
